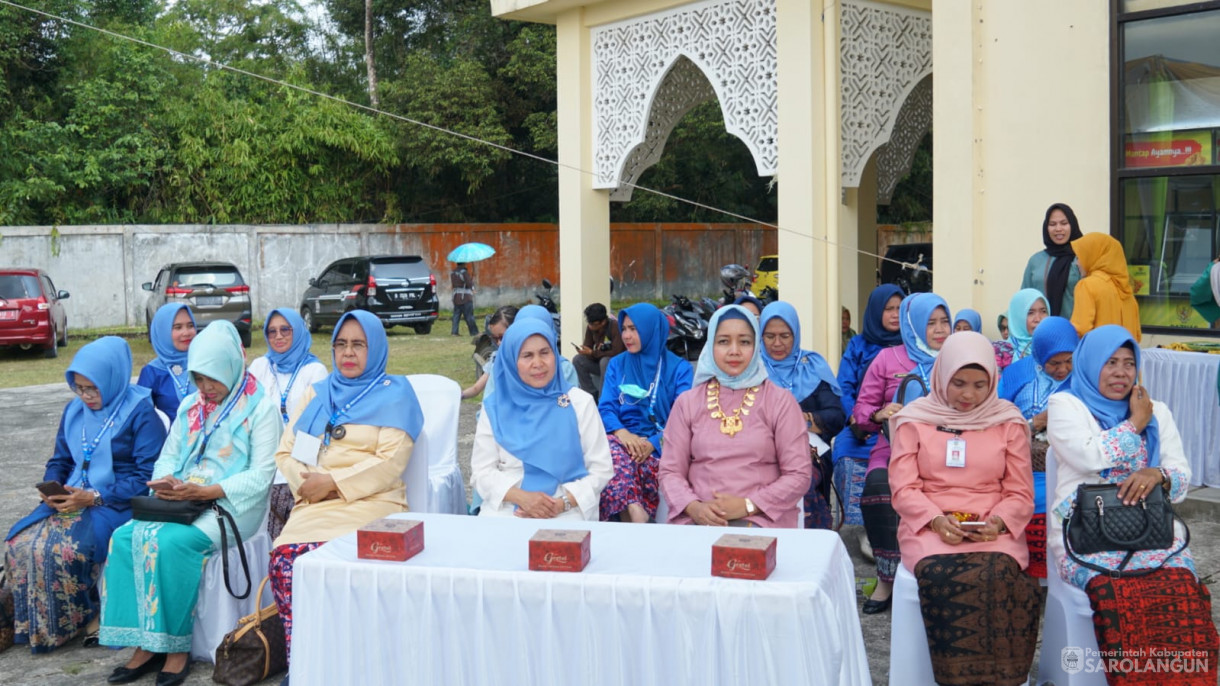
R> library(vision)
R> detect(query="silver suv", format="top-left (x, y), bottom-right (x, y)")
top-left (142, 262), bottom-right (253, 347)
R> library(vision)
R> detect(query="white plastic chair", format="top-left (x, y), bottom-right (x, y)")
top-left (403, 374), bottom-right (467, 514)
top-left (1036, 446), bottom-right (1106, 685)
top-left (191, 508), bottom-right (272, 662)
top-left (888, 563), bottom-right (937, 686)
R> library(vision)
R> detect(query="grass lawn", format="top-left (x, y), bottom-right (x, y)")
top-left (0, 322), bottom-right (484, 391)
top-left (0, 299), bottom-right (667, 390)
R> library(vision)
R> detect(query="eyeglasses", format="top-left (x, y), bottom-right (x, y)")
top-left (267, 326), bottom-right (293, 339)
top-left (72, 384), bottom-right (100, 399)
top-left (332, 340), bottom-right (368, 353)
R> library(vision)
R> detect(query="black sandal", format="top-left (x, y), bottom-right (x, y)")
top-left (81, 630), bottom-right (100, 647)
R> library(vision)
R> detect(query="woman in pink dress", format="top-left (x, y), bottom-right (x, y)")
top-left (852, 292), bottom-right (951, 613)
top-left (888, 331), bottom-right (1039, 685)
top-left (658, 305), bottom-right (811, 527)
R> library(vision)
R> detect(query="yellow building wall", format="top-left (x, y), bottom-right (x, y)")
top-left (933, 0), bottom-right (1111, 336)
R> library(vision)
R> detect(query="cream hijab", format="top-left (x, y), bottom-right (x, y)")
top-left (891, 331), bottom-right (1028, 433)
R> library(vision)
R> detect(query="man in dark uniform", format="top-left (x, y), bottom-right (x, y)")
top-left (573, 302), bottom-right (624, 396)
top-left (450, 262), bottom-right (478, 336)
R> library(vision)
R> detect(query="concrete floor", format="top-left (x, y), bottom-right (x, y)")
top-left (0, 382), bottom-right (1217, 685)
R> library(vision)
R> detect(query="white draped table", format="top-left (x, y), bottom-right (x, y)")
top-left (1142, 347), bottom-right (1220, 486)
top-left (291, 513), bottom-right (871, 686)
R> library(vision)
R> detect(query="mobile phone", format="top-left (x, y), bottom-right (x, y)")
top-left (959, 521), bottom-right (987, 529)
top-left (571, 342), bottom-right (582, 351)
top-left (147, 479), bottom-right (174, 492)
top-left (36, 481), bottom-right (70, 497)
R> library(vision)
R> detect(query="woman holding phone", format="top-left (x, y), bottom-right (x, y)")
top-left (5, 337), bottom-right (166, 652)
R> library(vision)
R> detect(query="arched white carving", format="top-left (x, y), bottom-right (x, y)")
top-left (875, 75), bottom-right (933, 205)
top-left (592, 0), bottom-right (778, 196)
top-left (840, 0), bottom-right (932, 189)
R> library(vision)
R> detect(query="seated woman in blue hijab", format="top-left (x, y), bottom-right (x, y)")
top-left (758, 302), bottom-right (845, 528)
top-left (952, 308), bottom-right (983, 333)
top-left (997, 315), bottom-right (1077, 579)
top-left (248, 308), bottom-right (329, 540)
top-left (598, 303), bottom-right (694, 523)
top-left (472, 318), bottom-right (613, 520)
top-left (5, 337), bottom-right (166, 653)
top-left (137, 304), bottom-right (198, 420)
top-left (516, 304), bottom-right (581, 390)
top-left (100, 322), bottom-right (279, 685)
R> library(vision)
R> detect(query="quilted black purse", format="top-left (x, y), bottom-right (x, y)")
top-left (1063, 482), bottom-right (1188, 578)
top-left (130, 496), bottom-right (211, 525)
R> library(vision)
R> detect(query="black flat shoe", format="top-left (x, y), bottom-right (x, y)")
top-left (155, 661), bottom-right (191, 686)
top-left (107, 653), bottom-right (166, 684)
top-left (861, 595), bottom-right (892, 615)
top-left (81, 630), bottom-right (100, 647)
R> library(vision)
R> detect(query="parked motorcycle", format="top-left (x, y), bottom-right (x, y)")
top-left (663, 294), bottom-right (710, 361)
top-left (535, 278), bottom-right (561, 345)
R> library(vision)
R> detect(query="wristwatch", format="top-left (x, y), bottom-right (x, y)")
top-left (744, 498), bottom-right (758, 517)
top-left (91, 490), bottom-right (104, 507)
top-left (561, 494), bottom-right (574, 512)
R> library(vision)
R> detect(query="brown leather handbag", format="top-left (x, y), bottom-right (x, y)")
top-left (211, 576), bottom-right (287, 686)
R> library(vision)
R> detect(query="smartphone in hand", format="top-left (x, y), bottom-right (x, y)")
top-left (147, 479), bottom-right (175, 492)
top-left (959, 521), bottom-right (987, 529)
top-left (36, 481), bottom-right (70, 497)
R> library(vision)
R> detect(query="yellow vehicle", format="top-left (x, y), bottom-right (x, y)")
top-left (753, 255), bottom-right (779, 293)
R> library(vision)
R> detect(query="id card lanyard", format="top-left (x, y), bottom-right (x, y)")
top-left (169, 365), bottom-right (192, 399)
top-left (193, 376), bottom-right (247, 464)
top-left (278, 362), bottom-right (305, 425)
top-left (937, 426), bottom-right (966, 468)
top-left (323, 373), bottom-right (386, 445)
top-left (78, 402), bottom-right (125, 489)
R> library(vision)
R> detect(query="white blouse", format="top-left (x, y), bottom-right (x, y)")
top-left (472, 388), bottom-right (613, 521)
top-left (248, 356), bottom-right (330, 484)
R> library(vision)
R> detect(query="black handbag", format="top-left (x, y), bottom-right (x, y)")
top-left (130, 497), bottom-right (252, 600)
top-left (130, 496), bottom-right (211, 525)
top-left (1063, 482), bottom-right (1188, 578)
top-left (880, 373), bottom-right (928, 442)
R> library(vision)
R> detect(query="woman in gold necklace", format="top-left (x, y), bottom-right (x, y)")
top-left (658, 305), bottom-right (812, 527)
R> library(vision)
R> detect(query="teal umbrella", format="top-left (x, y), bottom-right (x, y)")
top-left (447, 243), bottom-right (496, 263)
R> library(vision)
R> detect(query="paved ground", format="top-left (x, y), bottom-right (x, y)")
top-left (1, 382), bottom-right (1217, 685)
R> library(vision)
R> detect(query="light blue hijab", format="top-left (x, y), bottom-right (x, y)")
top-left (516, 304), bottom-right (579, 390)
top-left (294, 310), bottom-right (423, 439)
top-left (1063, 325), bottom-right (1160, 468)
top-left (1007, 288), bottom-right (1050, 361)
top-left (484, 319), bottom-right (587, 495)
top-left (694, 305), bottom-right (770, 389)
top-left (147, 303), bottom-right (196, 397)
top-left (953, 308), bottom-right (983, 333)
top-left (759, 301), bottom-right (841, 401)
top-left (62, 336), bottom-right (152, 489)
top-left (263, 308), bottom-right (320, 374)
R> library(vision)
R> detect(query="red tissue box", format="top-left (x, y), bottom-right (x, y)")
top-left (357, 517), bottom-right (424, 562)
top-left (711, 533), bottom-right (777, 580)
top-left (528, 529), bottom-right (591, 572)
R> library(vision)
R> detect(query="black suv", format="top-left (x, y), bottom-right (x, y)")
top-left (299, 256), bottom-right (440, 334)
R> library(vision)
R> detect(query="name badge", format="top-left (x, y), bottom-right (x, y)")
top-left (945, 437), bottom-right (966, 468)
top-left (292, 431), bottom-right (322, 467)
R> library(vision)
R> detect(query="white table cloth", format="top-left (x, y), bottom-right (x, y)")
top-left (291, 513), bottom-right (870, 686)
top-left (1142, 347), bottom-right (1220, 486)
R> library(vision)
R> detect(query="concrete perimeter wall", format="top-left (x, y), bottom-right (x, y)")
top-left (0, 223), bottom-right (776, 330)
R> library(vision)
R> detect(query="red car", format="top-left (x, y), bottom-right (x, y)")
top-left (0, 268), bottom-right (70, 358)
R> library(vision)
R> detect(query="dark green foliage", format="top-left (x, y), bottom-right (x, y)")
top-left (0, 0), bottom-right (788, 224)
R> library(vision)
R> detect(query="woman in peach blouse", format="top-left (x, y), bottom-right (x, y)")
top-left (888, 332), bottom-right (1039, 686)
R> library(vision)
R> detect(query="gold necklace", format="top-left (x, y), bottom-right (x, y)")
top-left (706, 378), bottom-right (758, 437)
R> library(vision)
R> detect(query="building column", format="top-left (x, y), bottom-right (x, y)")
top-left (931, 0), bottom-right (977, 315)
top-left (777, 0), bottom-right (836, 357)
top-left (556, 9), bottom-right (610, 347)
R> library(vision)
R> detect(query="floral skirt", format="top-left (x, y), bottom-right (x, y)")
top-left (268, 542), bottom-right (322, 660)
top-left (267, 483), bottom-right (295, 541)
top-left (599, 435), bottom-right (660, 521)
top-left (5, 511), bottom-right (99, 653)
